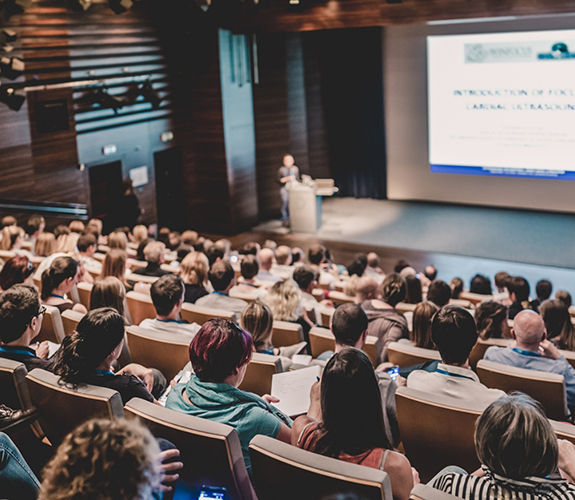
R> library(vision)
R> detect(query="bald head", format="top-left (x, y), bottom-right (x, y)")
top-left (259, 248), bottom-right (274, 271)
top-left (513, 310), bottom-right (546, 347)
top-left (367, 252), bottom-right (379, 268)
top-left (355, 276), bottom-right (379, 303)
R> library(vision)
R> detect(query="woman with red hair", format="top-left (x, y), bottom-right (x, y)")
top-left (166, 318), bottom-right (292, 473)
top-left (0, 256), bottom-right (35, 292)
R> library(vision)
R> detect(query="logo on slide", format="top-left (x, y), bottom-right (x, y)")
top-left (465, 43), bottom-right (533, 63)
top-left (538, 43), bottom-right (575, 59)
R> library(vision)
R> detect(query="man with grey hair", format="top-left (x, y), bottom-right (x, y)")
top-left (256, 248), bottom-right (281, 284)
top-left (271, 245), bottom-right (294, 280)
top-left (364, 252), bottom-right (385, 285)
top-left (354, 276), bottom-right (379, 304)
top-left (133, 241), bottom-right (170, 277)
top-left (484, 309), bottom-right (575, 407)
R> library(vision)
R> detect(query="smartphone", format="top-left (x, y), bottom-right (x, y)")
top-left (387, 366), bottom-right (399, 382)
top-left (230, 254), bottom-right (239, 264)
top-left (198, 487), bottom-right (226, 499)
top-left (172, 480), bottom-right (226, 500)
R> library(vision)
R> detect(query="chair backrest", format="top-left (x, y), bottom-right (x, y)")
top-left (468, 338), bottom-right (512, 370)
top-left (560, 349), bottom-right (575, 371)
top-left (61, 309), bottom-right (85, 337)
top-left (26, 368), bottom-right (124, 446)
top-left (0, 357), bottom-right (32, 411)
top-left (33, 275), bottom-right (42, 293)
top-left (448, 298), bottom-right (473, 309)
top-left (238, 352), bottom-right (282, 396)
top-left (309, 327), bottom-right (336, 358)
top-left (126, 291), bottom-right (156, 325)
top-left (327, 291), bottom-right (355, 306)
top-left (126, 272), bottom-right (159, 285)
top-left (311, 288), bottom-right (324, 302)
top-left (124, 399), bottom-right (257, 500)
top-left (395, 302), bottom-right (417, 314)
top-left (229, 290), bottom-right (257, 303)
top-left (126, 325), bottom-right (190, 382)
top-left (36, 305), bottom-right (66, 343)
top-left (458, 292), bottom-right (492, 306)
top-left (77, 281), bottom-right (93, 310)
top-left (410, 484), bottom-right (460, 500)
top-left (476, 360), bottom-right (568, 420)
top-left (127, 259), bottom-right (148, 272)
top-left (550, 419), bottom-right (575, 446)
top-left (272, 321), bottom-right (304, 348)
top-left (249, 434), bottom-right (392, 500)
top-left (180, 303), bottom-right (234, 325)
top-left (387, 342), bottom-right (441, 368)
top-left (0, 250), bottom-right (16, 260)
top-left (395, 387), bottom-right (483, 483)
top-left (320, 308), bottom-right (334, 328)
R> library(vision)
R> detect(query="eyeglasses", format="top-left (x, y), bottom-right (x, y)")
top-left (28, 306), bottom-right (46, 325)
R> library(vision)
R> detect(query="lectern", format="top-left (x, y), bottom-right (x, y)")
top-left (288, 178), bottom-right (338, 233)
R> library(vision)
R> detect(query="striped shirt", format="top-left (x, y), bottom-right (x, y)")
top-left (434, 467), bottom-right (575, 500)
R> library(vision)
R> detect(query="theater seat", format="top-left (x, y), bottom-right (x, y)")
top-left (320, 308), bottom-right (334, 328)
top-left (238, 352), bottom-right (282, 396)
top-left (126, 291), bottom-right (156, 325)
top-left (249, 434), bottom-right (392, 500)
top-left (387, 342), bottom-right (441, 368)
top-left (476, 360), bottom-right (568, 420)
top-left (36, 305), bottom-right (66, 343)
top-left (559, 349), bottom-right (575, 370)
top-left (124, 398), bottom-right (257, 500)
top-left (308, 327), bottom-right (378, 366)
top-left (327, 290), bottom-right (355, 306)
top-left (458, 291), bottom-right (492, 306)
top-left (410, 484), bottom-right (460, 500)
top-left (25, 368), bottom-right (124, 447)
top-left (396, 302), bottom-right (417, 314)
top-left (180, 303), bottom-right (233, 325)
top-left (395, 387), bottom-right (483, 483)
top-left (61, 309), bottom-right (85, 337)
top-left (77, 282), bottom-right (93, 310)
top-left (468, 338), bottom-right (512, 370)
top-left (0, 358), bottom-right (33, 413)
top-left (272, 321), bottom-right (304, 348)
top-left (550, 419), bottom-right (575, 446)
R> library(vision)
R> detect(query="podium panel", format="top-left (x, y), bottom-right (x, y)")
top-left (289, 185), bottom-right (322, 233)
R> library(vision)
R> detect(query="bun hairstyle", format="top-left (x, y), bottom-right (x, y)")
top-left (41, 256), bottom-right (78, 301)
top-left (380, 273), bottom-right (406, 307)
top-left (54, 308), bottom-right (125, 388)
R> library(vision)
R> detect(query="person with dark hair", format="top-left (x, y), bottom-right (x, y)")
top-left (293, 349), bottom-right (417, 500)
top-left (238, 241), bottom-right (260, 256)
top-left (115, 178), bottom-right (141, 229)
top-left (54, 308), bottom-right (166, 404)
top-left (205, 245), bottom-right (225, 268)
top-left (195, 260), bottom-right (247, 323)
top-left (293, 265), bottom-right (333, 325)
top-left (450, 278), bottom-right (463, 299)
top-left (531, 279), bottom-right (553, 312)
top-left (139, 274), bottom-right (200, 338)
top-left (277, 154), bottom-right (300, 227)
top-left (0, 284), bottom-right (54, 371)
top-left (347, 254), bottom-right (368, 279)
top-left (308, 244), bottom-right (338, 290)
top-left (408, 306), bottom-right (505, 405)
top-left (0, 256), bottom-right (35, 292)
top-left (230, 255), bottom-right (265, 299)
top-left (475, 301), bottom-right (508, 340)
top-left (470, 274), bottom-right (492, 295)
top-left (427, 280), bottom-right (451, 307)
top-left (507, 276), bottom-right (531, 319)
top-left (409, 302), bottom-right (439, 350)
top-left (424, 265), bottom-right (437, 282)
top-left (24, 214), bottom-right (44, 246)
top-left (404, 275), bottom-right (423, 304)
top-left (557, 290), bottom-right (573, 309)
top-left (166, 318), bottom-right (292, 473)
top-left (364, 252), bottom-right (385, 284)
top-left (493, 271), bottom-right (511, 303)
top-left (361, 273), bottom-right (409, 364)
top-left (432, 393), bottom-right (575, 500)
top-left (541, 299), bottom-right (575, 351)
top-left (41, 256), bottom-right (87, 314)
top-left (76, 233), bottom-right (101, 274)
top-left (393, 259), bottom-right (410, 274)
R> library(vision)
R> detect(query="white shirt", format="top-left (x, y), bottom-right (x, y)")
top-left (139, 318), bottom-right (200, 340)
top-left (270, 264), bottom-right (294, 281)
top-left (257, 269), bottom-right (282, 284)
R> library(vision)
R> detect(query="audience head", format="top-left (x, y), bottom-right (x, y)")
top-left (41, 256), bottom-right (79, 301)
top-left (238, 241), bottom-right (260, 256)
top-left (26, 214), bottom-right (45, 237)
top-left (0, 225), bottom-right (23, 250)
top-left (411, 302), bottom-right (439, 350)
top-left (39, 418), bottom-right (161, 500)
top-left (0, 256), bottom-right (34, 291)
top-left (99, 249), bottom-right (127, 283)
top-left (347, 254), bottom-right (367, 278)
top-left (68, 220), bottom-right (85, 234)
top-left (55, 308), bottom-right (125, 386)
top-left (536, 279), bottom-right (552, 301)
top-left (470, 274), bottom-right (492, 295)
top-left (208, 260), bottom-right (235, 292)
top-left (34, 232), bottom-right (56, 257)
top-left (343, 275), bottom-right (359, 298)
top-left (512, 310), bottom-right (545, 347)
top-left (180, 252), bottom-right (209, 286)
top-left (291, 247), bottom-right (305, 265)
top-left (150, 274), bottom-right (185, 317)
top-left (393, 259), bottom-right (410, 274)
top-left (293, 266), bottom-right (317, 293)
top-left (77, 233), bottom-right (97, 255)
top-left (1, 215), bottom-right (17, 228)
top-left (315, 348), bottom-right (391, 458)
top-left (132, 225), bottom-right (148, 244)
top-left (258, 248), bottom-right (274, 271)
top-left (136, 238), bottom-right (152, 262)
top-left (275, 245), bottom-right (292, 266)
top-left (189, 318), bottom-right (253, 384)
top-left (431, 305), bottom-right (477, 365)
top-left (540, 299), bottom-right (575, 350)
top-left (380, 273), bottom-right (406, 307)
top-left (424, 265), bottom-right (437, 282)
top-left (263, 239), bottom-right (277, 251)
top-left (168, 231), bottom-right (182, 251)
top-left (265, 279), bottom-right (301, 322)
top-left (427, 280), bottom-right (451, 307)
top-left (366, 252), bottom-right (380, 269)
top-left (85, 219), bottom-right (103, 239)
top-left (475, 301), bottom-right (508, 340)
top-left (90, 277), bottom-right (126, 317)
top-left (176, 245), bottom-right (191, 263)
top-left (494, 271), bottom-right (510, 291)
top-left (556, 290), bottom-right (573, 309)
top-left (157, 227), bottom-right (170, 246)
top-left (108, 231), bottom-right (128, 251)
top-left (0, 284), bottom-right (43, 344)
top-left (399, 266), bottom-right (416, 278)
top-left (143, 241), bottom-right (165, 265)
top-left (55, 231), bottom-right (79, 254)
top-left (308, 244), bottom-right (326, 266)
top-left (450, 277), bottom-right (464, 299)
top-left (508, 276), bottom-right (530, 303)
top-left (53, 224), bottom-right (70, 239)
top-left (181, 230), bottom-right (199, 247)
top-left (283, 154), bottom-right (295, 167)
top-left (205, 245), bottom-right (225, 267)
top-left (240, 254), bottom-right (259, 281)
top-left (331, 303), bottom-right (368, 348)
top-left (475, 393), bottom-right (558, 480)
top-left (404, 274), bottom-right (422, 304)
top-left (355, 276), bottom-right (379, 303)
top-left (241, 300), bottom-right (274, 350)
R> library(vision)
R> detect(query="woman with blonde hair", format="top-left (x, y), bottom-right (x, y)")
top-left (34, 232), bottom-right (56, 257)
top-left (108, 231), bottom-right (128, 251)
top-left (0, 225), bottom-right (25, 252)
top-left (55, 231), bottom-right (79, 254)
top-left (180, 251), bottom-right (210, 303)
top-left (132, 224), bottom-right (148, 245)
top-left (264, 279), bottom-right (313, 341)
top-left (68, 220), bottom-right (85, 234)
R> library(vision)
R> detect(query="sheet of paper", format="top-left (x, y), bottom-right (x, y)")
top-left (271, 365), bottom-right (320, 417)
top-left (47, 341), bottom-right (60, 358)
top-left (158, 370), bottom-right (193, 406)
top-left (291, 354), bottom-right (312, 366)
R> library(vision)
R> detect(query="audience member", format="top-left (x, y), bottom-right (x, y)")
top-left (99, 248), bottom-right (131, 290)
top-left (68, 220), bottom-right (85, 234)
top-left (484, 310), bottom-right (575, 409)
top-left (432, 393), bottom-right (575, 499)
top-left (424, 265), bottom-right (437, 282)
top-left (293, 265), bottom-right (332, 324)
top-left (0, 226), bottom-right (25, 252)
top-left (166, 318), bottom-right (292, 474)
top-left (293, 349), bottom-right (417, 500)
top-left (0, 284), bottom-right (53, 371)
top-left (531, 279), bottom-right (553, 312)
top-left (265, 279), bottom-right (312, 340)
top-left (76, 233), bottom-right (102, 274)
top-left (0, 432), bottom-right (40, 499)
top-left (394, 259), bottom-right (410, 274)
top-left (507, 276), bottom-right (531, 319)
top-left (540, 299), bottom-right (575, 351)
top-left (409, 302), bottom-right (439, 350)
top-left (231, 254), bottom-right (264, 298)
top-left (364, 252), bottom-right (385, 284)
top-left (449, 277), bottom-right (464, 299)
top-left (354, 276), bottom-right (379, 304)
top-left (1, 216), bottom-right (16, 228)
top-left (256, 247), bottom-right (282, 284)
top-left (362, 273), bottom-right (409, 363)
top-left (238, 241), bottom-right (260, 256)
top-left (470, 274), bottom-right (492, 295)
top-left (168, 231), bottom-right (182, 252)
top-left (180, 251), bottom-right (210, 304)
top-left (53, 224), bottom-right (70, 239)
top-left (41, 256), bottom-right (87, 314)
top-left (34, 232), bottom-right (56, 257)
top-left (55, 231), bottom-right (79, 255)
top-left (271, 245), bottom-right (294, 280)
top-left (132, 224), bottom-right (148, 246)
top-left (195, 260), bottom-right (247, 323)
top-left (556, 290), bottom-right (573, 309)
top-left (291, 246), bottom-right (305, 266)
top-left (427, 280), bottom-right (451, 307)
top-left (347, 254), bottom-right (368, 278)
top-left (139, 274), bottom-right (200, 338)
top-left (25, 214), bottom-right (44, 245)
top-left (475, 301), bottom-right (508, 340)
top-left (308, 244), bottom-right (338, 290)
top-left (136, 237), bottom-right (153, 262)
top-left (404, 274), bottom-right (423, 304)
top-left (180, 230), bottom-right (198, 248)
top-left (133, 241), bottom-right (169, 277)
top-left (90, 277), bottom-right (127, 322)
top-left (493, 271), bottom-right (511, 303)
top-left (263, 239), bottom-right (277, 251)
top-left (205, 245), bottom-right (225, 267)
top-left (54, 308), bottom-right (166, 403)
top-left (0, 256), bottom-right (34, 291)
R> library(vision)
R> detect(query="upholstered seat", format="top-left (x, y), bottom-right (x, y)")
top-left (180, 302), bottom-right (234, 325)
top-left (387, 342), bottom-right (441, 368)
top-left (126, 291), bottom-right (156, 324)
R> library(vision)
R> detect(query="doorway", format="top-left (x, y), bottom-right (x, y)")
top-left (154, 147), bottom-right (186, 231)
top-left (88, 160), bottom-right (123, 233)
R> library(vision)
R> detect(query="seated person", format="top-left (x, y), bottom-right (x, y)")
top-left (450, 278), bottom-right (464, 300)
top-left (485, 309), bottom-right (575, 409)
top-left (426, 280), bottom-right (451, 308)
top-left (76, 233), bottom-right (102, 275)
top-left (0, 432), bottom-right (41, 500)
top-left (493, 271), bottom-right (511, 303)
top-left (361, 273), bottom-right (409, 364)
top-left (166, 318), bottom-right (292, 474)
top-left (180, 251), bottom-right (210, 304)
top-left (195, 260), bottom-right (247, 323)
top-left (557, 290), bottom-right (573, 310)
top-left (231, 255), bottom-right (266, 299)
top-left (293, 266), bottom-right (333, 325)
top-left (469, 274), bottom-right (492, 295)
top-left (41, 256), bottom-right (87, 314)
top-left (139, 274), bottom-right (200, 338)
top-left (271, 245), bottom-right (295, 280)
top-left (90, 276), bottom-right (130, 325)
top-left (531, 279), bottom-right (553, 312)
top-left (404, 274), bottom-right (423, 305)
top-left (264, 279), bottom-right (313, 341)
top-left (354, 276), bottom-right (379, 304)
top-left (0, 284), bottom-right (54, 371)
top-left (256, 248), bottom-right (282, 284)
top-left (408, 306), bottom-right (505, 406)
top-left (34, 232), bottom-right (56, 258)
top-left (308, 244), bottom-right (338, 290)
top-left (132, 241), bottom-right (170, 277)
top-left (432, 393), bottom-right (575, 499)
top-left (293, 348), bottom-right (418, 500)
top-left (54, 308), bottom-right (166, 404)
top-left (407, 302), bottom-right (438, 350)
top-left (475, 301), bottom-right (508, 340)
top-left (363, 252), bottom-right (385, 285)
top-left (507, 276), bottom-right (531, 319)
top-left (541, 299), bottom-right (575, 351)
top-left (0, 256), bottom-right (35, 292)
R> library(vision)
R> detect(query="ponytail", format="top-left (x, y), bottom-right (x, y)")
top-left (41, 256), bottom-right (78, 300)
top-left (381, 273), bottom-right (406, 307)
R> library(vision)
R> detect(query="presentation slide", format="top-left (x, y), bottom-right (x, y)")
top-left (428, 30), bottom-right (575, 180)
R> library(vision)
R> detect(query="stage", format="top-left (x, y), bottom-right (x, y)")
top-left (251, 197), bottom-right (575, 297)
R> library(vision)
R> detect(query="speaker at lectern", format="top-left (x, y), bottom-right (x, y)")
top-left (288, 178), bottom-right (338, 233)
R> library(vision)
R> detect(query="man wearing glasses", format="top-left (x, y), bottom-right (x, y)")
top-left (0, 284), bottom-right (54, 371)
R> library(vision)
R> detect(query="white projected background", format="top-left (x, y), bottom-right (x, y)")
top-left (428, 31), bottom-right (575, 178)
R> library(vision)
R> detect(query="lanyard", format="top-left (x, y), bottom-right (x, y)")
top-left (157, 319), bottom-right (184, 324)
top-left (213, 291), bottom-right (229, 297)
top-left (436, 367), bottom-right (476, 382)
top-left (50, 294), bottom-right (65, 300)
top-left (0, 346), bottom-right (36, 357)
top-left (512, 347), bottom-right (541, 357)
top-left (95, 369), bottom-right (114, 376)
